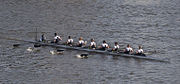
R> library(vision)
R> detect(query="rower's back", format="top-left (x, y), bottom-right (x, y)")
top-left (67, 36), bottom-right (73, 45)
top-left (136, 46), bottom-right (145, 56)
top-left (89, 38), bottom-right (96, 49)
top-left (100, 40), bottom-right (109, 50)
top-left (124, 44), bottom-right (133, 54)
top-left (53, 33), bottom-right (62, 43)
top-left (77, 37), bottom-right (85, 47)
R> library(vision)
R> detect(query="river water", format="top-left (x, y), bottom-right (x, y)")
top-left (0, 0), bottom-right (180, 84)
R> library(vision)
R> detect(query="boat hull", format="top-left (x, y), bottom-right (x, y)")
top-left (33, 42), bottom-right (168, 62)
top-left (15, 40), bottom-right (168, 62)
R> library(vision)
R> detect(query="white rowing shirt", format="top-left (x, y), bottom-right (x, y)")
top-left (54, 36), bottom-right (61, 40)
top-left (79, 40), bottom-right (85, 44)
top-left (102, 43), bottom-right (108, 48)
top-left (137, 49), bottom-right (143, 53)
top-left (126, 47), bottom-right (133, 52)
top-left (90, 42), bottom-right (96, 46)
top-left (67, 39), bottom-right (73, 43)
top-left (114, 45), bottom-right (120, 49)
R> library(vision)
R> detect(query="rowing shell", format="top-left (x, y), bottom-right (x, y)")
top-left (26, 41), bottom-right (169, 62)
top-left (1, 36), bottom-right (169, 62)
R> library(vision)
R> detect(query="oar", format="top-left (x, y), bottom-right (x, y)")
top-left (34, 43), bottom-right (41, 47)
top-left (0, 37), bottom-right (30, 48)
top-left (57, 49), bottom-right (65, 52)
top-left (0, 36), bottom-right (30, 42)
top-left (80, 53), bottom-right (88, 56)
top-left (144, 50), bottom-right (157, 55)
top-left (13, 43), bottom-right (30, 47)
top-left (144, 52), bottom-right (152, 55)
top-left (13, 44), bottom-right (21, 47)
top-left (0, 36), bottom-right (41, 47)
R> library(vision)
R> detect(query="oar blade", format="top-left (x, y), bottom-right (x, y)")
top-left (13, 44), bottom-right (20, 47)
top-left (34, 44), bottom-right (41, 47)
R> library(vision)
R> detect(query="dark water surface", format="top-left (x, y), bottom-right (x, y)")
top-left (0, 0), bottom-right (180, 84)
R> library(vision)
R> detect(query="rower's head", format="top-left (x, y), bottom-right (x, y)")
top-left (91, 38), bottom-right (94, 42)
top-left (54, 33), bottom-right (57, 36)
top-left (127, 44), bottom-right (130, 47)
top-left (103, 40), bottom-right (106, 43)
top-left (115, 42), bottom-right (118, 45)
top-left (68, 36), bottom-right (71, 39)
top-left (79, 37), bottom-right (83, 40)
top-left (139, 46), bottom-right (142, 49)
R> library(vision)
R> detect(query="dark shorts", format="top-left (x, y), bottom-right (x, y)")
top-left (77, 44), bottom-right (83, 47)
top-left (124, 51), bottom-right (130, 54)
top-left (91, 45), bottom-right (96, 48)
top-left (67, 42), bottom-right (72, 45)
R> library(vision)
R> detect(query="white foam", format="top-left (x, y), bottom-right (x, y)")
top-left (76, 54), bottom-right (83, 59)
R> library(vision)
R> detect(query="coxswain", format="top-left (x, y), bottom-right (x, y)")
top-left (77, 37), bottom-right (86, 47)
top-left (66, 36), bottom-right (73, 46)
top-left (99, 40), bottom-right (109, 50)
top-left (136, 46), bottom-right (145, 56)
top-left (89, 38), bottom-right (96, 49)
top-left (124, 44), bottom-right (133, 54)
top-left (39, 34), bottom-right (46, 42)
top-left (53, 33), bottom-right (62, 43)
top-left (112, 42), bottom-right (119, 51)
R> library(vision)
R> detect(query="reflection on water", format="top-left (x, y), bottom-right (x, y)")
top-left (0, 0), bottom-right (180, 84)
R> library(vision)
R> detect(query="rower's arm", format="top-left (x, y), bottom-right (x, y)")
top-left (59, 37), bottom-right (62, 40)
top-left (131, 49), bottom-right (134, 52)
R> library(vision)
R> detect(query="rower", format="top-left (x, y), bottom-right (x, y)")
top-left (124, 44), bottom-right (133, 54)
top-left (99, 40), bottom-right (109, 50)
top-left (136, 46), bottom-right (145, 56)
top-left (39, 34), bottom-right (46, 42)
top-left (77, 37), bottom-right (85, 47)
top-left (112, 42), bottom-right (119, 51)
top-left (89, 38), bottom-right (96, 49)
top-left (66, 36), bottom-right (73, 46)
top-left (53, 33), bottom-right (62, 43)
